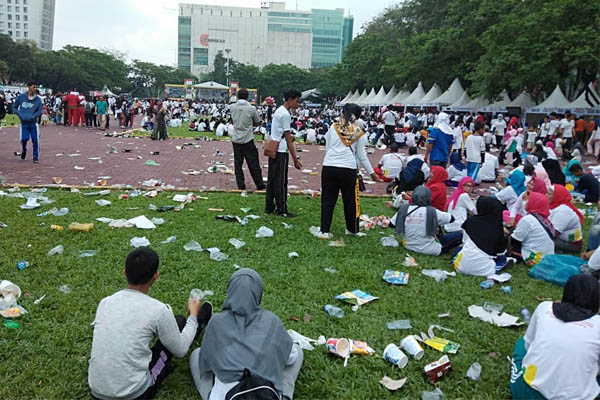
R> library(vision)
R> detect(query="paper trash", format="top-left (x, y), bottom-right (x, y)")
top-left (383, 270), bottom-right (410, 285)
top-left (487, 273), bottom-right (512, 283)
top-left (127, 215), bottom-right (156, 229)
top-left (20, 197), bottom-right (40, 209)
top-left (95, 199), bottom-right (111, 207)
top-left (379, 376), bottom-right (407, 391)
top-left (255, 226), bottom-right (274, 238)
top-left (468, 305), bottom-right (525, 327)
top-left (335, 290), bottom-right (378, 307)
top-left (287, 329), bottom-right (319, 351)
top-left (228, 238), bottom-right (246, 249)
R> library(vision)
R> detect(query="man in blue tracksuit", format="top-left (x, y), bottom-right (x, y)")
top-left (14, 82), bottom-right (43, 163)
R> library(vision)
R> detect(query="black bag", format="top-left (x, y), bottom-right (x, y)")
top-left (225, 369), bottom-right (280, 400)
top-left (357, 174), bottom-right (366, 192)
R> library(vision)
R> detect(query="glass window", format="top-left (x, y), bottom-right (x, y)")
top-left (7, 22), bottom-right (11, 28)
top-left (23, 31), bottom-right (27, 38)
top-left (24, 0), bottom-right (27, 4)
top-left (8, 30), bottom-right (12, 35)
top-left (15, 22), bottom-right (19, 28)
top-left (24, 15), bottom-right (27, 21)
top-left (15, 6), bottom-right (19, 11)
top-left (15, 0), bottom-right (19, 3)
top-left (23, 6), bottom-right (26, 12)
top-left (23, 23), bottom-right (27, 29)
top-left (7, 6), bottom-right (11, 11)
top-left (15, 30), bottom-right (19, 37)
top-left (15, 14), bottom-right (19, 20)
top-left (193, 48), bottom-right (208, 65)
top-left (7, 14), bottom-right (11, 19)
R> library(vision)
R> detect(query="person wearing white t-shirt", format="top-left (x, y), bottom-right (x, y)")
top-left (215, 121), bottom-right (226, 137)
top-left (526, 126), bottom-right (537, 150)
top-left (393, 131), bottom-right (406, 147)
top-left (392, 185), bottom-right (457, 256)
top-left (559, 113), bottom-right (575, 151)
top-left (405, 131), bottom-right (416, 148)
top-left (548, 184), bottom-right (583, 253)
top-left (305, 126), bottom-right (317, 144)
top-left (451, 120), bottom-right (464, 152)
top-left (510, 192), bottom-right (555, 265)
top-left (374, 143), bottom-right (404, 182)
top-left (464, 121), bottom-right (486, 180)
top-left (482, 130), bottom-right (494, 152)
top-left (476, 153), bottom-right (499, 183)
top-left (382, 107), bottom-right (398, 143)
top-left (444, 177), bottom-right (476, 233)
top-left (265, 90), bottom-right (302, 217)
top-left (491, 114), bottom-right (507, 148)
top-left (509, 274), bottom-right (600, 400)
top-left (539, 115), bottom-right (551, 140)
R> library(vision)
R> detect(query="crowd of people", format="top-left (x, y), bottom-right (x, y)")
top-left (3, 82), bottom-right (600, 399)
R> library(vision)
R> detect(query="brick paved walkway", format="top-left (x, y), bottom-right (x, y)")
top-left (0, 123), bottom-right (392, 195)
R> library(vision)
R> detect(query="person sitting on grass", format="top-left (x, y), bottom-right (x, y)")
top-left (446, 151), bottom-right (467, 187)
top-left (510, 274), bottom-right (600, 400)
top-left (190, 269), bottom-right (303, 400)
top-left (549, 184), bottom-right (584, 253)
top-left (509, 192), bottom-right (555, 266)
top-left (426, 166), bottom-right (449, 211)
top-left (569, 163), bottom-right (600, 203)
top-left (454, 196), bottom-right (511, 276)
top-left (444, 176), bottom-right (475, 233)
top-left (392, 185), bottom-right (461, 256)
top-left (388, 147), bottom-right (426, 196)
top-left (88, 248), bottom-right (212, 400)
top-left (374, 143), bottom-right (404, 182)
top-left (494, 169), bottom-right (526, 215)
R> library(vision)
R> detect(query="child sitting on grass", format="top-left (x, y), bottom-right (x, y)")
top-left (88, 248), bottom-right (212, 400)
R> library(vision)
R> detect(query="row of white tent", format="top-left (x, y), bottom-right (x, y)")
top-left (339, 78), bottom-right (600, 115)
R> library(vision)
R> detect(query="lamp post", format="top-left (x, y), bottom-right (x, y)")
top-left (225, 48), bottom-right (231, 86)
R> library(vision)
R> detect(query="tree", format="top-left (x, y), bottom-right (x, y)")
top-left (208, 51), bottom-right (227, 85)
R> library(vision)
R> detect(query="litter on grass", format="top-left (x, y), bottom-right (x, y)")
top-left (487, 273), bottom-right (512, 283)
top-left (379, 376), bottom-right (407, 391)
top-left (189, 289), bottom-right (213, 300)
top-left (386, 320), bottom-right (412, 330)
top-left (421, 269), bottom-right (455, 282)
top-left (466, 362), bottom-right (482, 381)
top-left (151, 218), bottom-right (164, 225)
top-left (131, 237), bottom-right (151, 248)
top-left (228, 238), bottom-right (246, 249)
top-left (69, 222), bottom-right (94, 232)
top-left (424, 355), bottom-right (452, 384)
top-left (58, 285), bottom-right (72, 294)
top-left (161, 236), bottom-right (176, 244)
top-left (255, 226), bottom-right (274, 238)
top-left (421, 388), bottom-right (446, 400)
top-left (335, 290), bottom-right (378, 307)
top-left (328, 239), bottom-right (345, 247)
top-left (383, 270), bottom-right (410, 285)
top-left (287, 329), bottom-right (322, 351)
top-left (381, 236), bottom-right (399, 247)
top-left (467, 305), bottom-right (525, 327)
top-left (184, 240), bottom-right (203, 252)
top-left (288, 252), bottom-right (299, 258)
top-left (47, 245), bottom-right (64, 256)
top-left (79, 250), bottom-right (97, 257)
top-left (324, 267), bottom-right (337, 274)
top-left (403, 254), bottom-right (419, 267)
top-left (128, 215), bottom-right (156, 229)
top-left (209, 249), bottom-right (228, 261)
top-left (95, 199), bottom-right (111, 207)
top-left (20, 197), bottom-right (40, 209)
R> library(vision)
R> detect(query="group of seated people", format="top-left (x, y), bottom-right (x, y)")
top-left (390, 152), bottom-right (600, 278)
top-left (88, 248), bottom-right (302, 400)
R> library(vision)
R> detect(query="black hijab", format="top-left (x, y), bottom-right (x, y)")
top-left (461, 196), bottom-right (506, 256)
top-left (553, 274), bottom-right (600, 323)
top-left (542, 159), bottom-right (566, 185)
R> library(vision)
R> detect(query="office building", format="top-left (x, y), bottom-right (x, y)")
top-left (0, 0), bottom-right (55, 50)
top-left (178, 1), bottom-right (353, 77)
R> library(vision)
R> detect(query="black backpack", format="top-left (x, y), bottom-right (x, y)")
top-left (225, 369), bottom-right (280, 400)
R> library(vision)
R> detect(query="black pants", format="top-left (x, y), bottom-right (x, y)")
top-left (85, 113), bottom-right (94, 127)
top-left (265, 152), bottom-right (289, 214)
top-left (232, 140), bottom-right (265, 190)
top-left (320, 166), bottom-right (359, 233)
top-left (496, 135), bottom-right (503, 147)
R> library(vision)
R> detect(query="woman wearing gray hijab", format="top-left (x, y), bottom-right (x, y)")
top-left (392, 185), bottom-right (460, 255)
top-left (189, 269), bottom-right (303, 400)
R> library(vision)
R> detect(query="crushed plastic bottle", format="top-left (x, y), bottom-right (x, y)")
top-left (53, 208), bottom-right (69, 216)
top-left (79, 250), bottom-right (97, 257)
top-left (228, 238), bottom-right (246, 249)
top-left (323, 304), bottom-right (344, 318)
top-left (255, 226), bottom-right (274, 238)
top-left (520, 307), bottom-right (531, 324)
top-left (422, 388), bottom-right (445, 400)
top-left (47, 245), bottom-right (64, 256)
top-left (381, 236), bottom-right (399, 247)
top-left (386, 320), bottom-right (412, 330)
top-left (466, 362), bottom-right (482, 381)
top-left (190, 289), bottom-right (213, 300)
top-left (501, 286), bottom-right (512, 294)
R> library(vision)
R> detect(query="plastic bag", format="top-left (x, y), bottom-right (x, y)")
top-left (381, 236), bottom-right (399, 247)
top-left (228, 238), bottom-right (246, 249)
top-left (161, 236), bottom-right (176, 244)
top-left (79, 250), bottom-right (97, 257)
top-left (47, 245), bottom-right (64, 256)
top-left (255, 226), bottom-right (274, 238)
top-left (184, 240), bottom-right (203, 252)
top-left (95, 199), bottom-right (111, 207)
top-left (422, 269), bottom-right (455, 282)
top-left (466, 362), bottom-right (482, 381)
top-left (130, 237), bottom-right (150, 248)
top-left (386, 320), bottom-right (412, 330)
top-left (209, 250), bottom-right (228, 261)
top-left (529, 254), bottom-right (585, 286)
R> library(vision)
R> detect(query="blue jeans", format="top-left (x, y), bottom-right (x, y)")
top-left (372, 127), bottom-right (384, 144)
top-left (20, 122), bottom-right (39, 159)
top-left (438, 231), bottom-right (462, 253)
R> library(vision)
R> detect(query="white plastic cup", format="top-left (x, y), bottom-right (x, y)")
top-left (326, 338), bottom-right (350, 358)
top-left (383, 343), bottom-right (408, 368)
top-left (401, 335), bottom-right (425, 360)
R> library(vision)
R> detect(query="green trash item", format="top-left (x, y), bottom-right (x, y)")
top-left (145, 160), bottom-right (160, 166)
top-left (3, 320), bottom-right (20, 329)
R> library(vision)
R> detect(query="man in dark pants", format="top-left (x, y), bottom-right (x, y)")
top-left (230, 88), bottom-right (265, 191)
top-left (265, 89), bottom-right (302, 217)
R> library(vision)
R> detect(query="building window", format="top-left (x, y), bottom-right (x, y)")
top-left (24, 0), bottom-right (27, 4)
top-left (23, 31), bottom-right (27, 38)
top-left (15, 6), bottom-right (19, 12)
top-left (193, 48), bottom-right (208, 65)
top-left (7, 6), bottom-right (11, 11)
top-left (23, 6), bottom-right (27, 12)
top-left (8, 30), bottom-right (12, 36)
top-left (7, 22), bottom-right (11, 28)
top-left (15, 14), bottom-right (19, 20)
top-left (15, 30), bottom-right (19, 37)
top-left (7, 14), bottom-right (11, 19)
top-left (15, 22), bottom-right (19, 28)
top-left (23, 22), bottom-right (27, 29)
top-left (24, 15), bottom-right (27, 21)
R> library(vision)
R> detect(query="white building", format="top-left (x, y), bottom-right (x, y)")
top-left (0, 0), bottom-right (55, 50)
top-left (178, 2), bottom-right (313, 77)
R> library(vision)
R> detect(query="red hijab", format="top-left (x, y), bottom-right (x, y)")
top-left (550, 184), bottom-right (584, 225)
top-left (527, 191), bottom-right (550, 218)
top-left (446, 176), bottom-right (474, 210)
top-left (426, 166), bottom-right (448, 211)
top-left (530, 176), bottom-right (547, 195)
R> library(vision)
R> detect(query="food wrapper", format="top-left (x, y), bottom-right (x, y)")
top-left (402, 254), bottom-right (419, 267)
top-left (383, 270), bottom-right (410, 285)
top-left (335, 290), bottom-right (378, 306)
top-left (69, 222), bottom-right (94, 232)
top-left (349, 340), bottom-right (374, 355)
top-left (424, 337), bottom-right (460, 354)
top-left (0, 305), bottom-right (27, 318)
top-left (424, 355), bottom-right (452, 384)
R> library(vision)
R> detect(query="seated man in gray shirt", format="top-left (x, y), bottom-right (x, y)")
top-left (88, 248), bottom-right (212, 399)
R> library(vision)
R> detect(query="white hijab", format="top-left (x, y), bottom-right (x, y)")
top-left (435, 112), bottom-right (453, 135)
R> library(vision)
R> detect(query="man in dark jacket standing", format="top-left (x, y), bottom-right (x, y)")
top-left (14, 82), bottom-right (43, 163)
top-left (229, 88), bottom-right (265, 191)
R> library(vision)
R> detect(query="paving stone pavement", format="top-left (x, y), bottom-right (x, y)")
top-left (0, 123), bottom-right (392, 195)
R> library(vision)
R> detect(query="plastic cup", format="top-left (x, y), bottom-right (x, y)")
top-left (189, 288), bottom-right (205, 301)
top-left (383, 343), bottom-right (408, 368)
top-left (326, 338), bottom-right (350, 358)
top-left (401, 335), bottom-right (425, 360)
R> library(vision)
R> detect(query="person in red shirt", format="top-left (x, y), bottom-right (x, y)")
top-left (574, 116), bottom-right (587, 144)
top-left (63, 91), bottom-right (81, 127)
top-left (77, 94), bottom-right (86, 127)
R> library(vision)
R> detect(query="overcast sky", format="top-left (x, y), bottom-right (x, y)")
top-left (53, 0), bottom-right (398, 66)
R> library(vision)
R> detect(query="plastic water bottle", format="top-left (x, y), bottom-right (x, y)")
top-left (520, 307), bottom-right (531, 324)
top-left (323, 304), bottom-right (344, 318)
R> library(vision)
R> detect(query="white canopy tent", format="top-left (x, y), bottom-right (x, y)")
top-left (359, 88), bottom-right (378, 105)
top-left (400, 82), bottom-right (426, 105)
top-left (101, 85), bottom-right (116, 97)
top-left (390, 89), bottom-right (411, 105)
top-left (528, 85), bottom-right (572, 113)
top-left (480, 90), bottom-right (511, 113)
top-left (465, 96), bottom-right (489, 111)
top-left (367, 86), bottom-right (388, 106)
top-left (445, 91), bottom-right (472, 111)
top-left (345, 89), bottom-right (362, 104)
top-left (432, 78), bottom-right (465, 105)
top-left (507, 92), bottom-right (536, 109)
top-left (339, 91), bottom-right (354, 104)
top-left (569, 83), bottom-right (600, 114)
top-left (193, 81), bottom-right (229, 90)
top-left (416, 83), bottom-right (442, 105)
top-left (380, 86), bottom-right (398, 105)
top-left (353, 89), bottom-right (369, 104)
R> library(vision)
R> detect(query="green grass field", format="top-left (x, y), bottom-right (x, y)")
top-left (0, 188), bottom-right (574, 399)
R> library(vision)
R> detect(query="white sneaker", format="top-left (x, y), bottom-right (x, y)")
top-left (309, 226), bottom-right (332, 239)
top-left (345, 229), bottom-right (366, 237)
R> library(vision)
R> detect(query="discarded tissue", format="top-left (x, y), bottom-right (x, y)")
top-left (255, 226), bottom-right (274, 238)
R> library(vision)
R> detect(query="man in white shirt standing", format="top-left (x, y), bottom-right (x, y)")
top-left (491, 114), bottom-right (507, 149)
top-left (382, 106), bottom-right (398, 145)
top-left (560, 112), bottom-right (575, 153)
top-left (465, 121), bottom-right (486, 180)
top-left (229, 88), bottom-right (265, 191)
top-left (265, 89), bottom-right (303, 217)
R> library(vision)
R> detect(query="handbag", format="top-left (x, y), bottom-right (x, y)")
top-left (225, 368), bottom-right (279, 400)
top-left (263, 138), bottom-right (280, 159)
